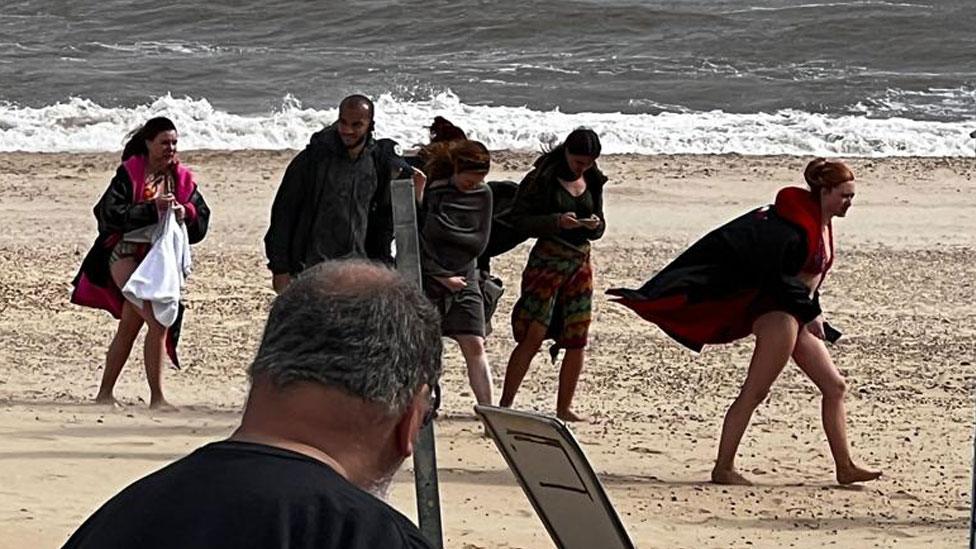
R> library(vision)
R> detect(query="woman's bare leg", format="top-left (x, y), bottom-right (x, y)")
top-left (141, 303), bottom-right (174, 410)
top-left (712, 311), bottom-right (798, 485)
top-left (556, 348), bottom-right (584, 421)
top-left (454, 334), bottom-right (494, 406)
top-left (96, 300), bottom-right (144, 404)
top-left (96, 258), bottom-right (145, 404)
top-left (792, 328), bottom-right (881, 484)
top-left (499, 321), bottom-right (547, 408)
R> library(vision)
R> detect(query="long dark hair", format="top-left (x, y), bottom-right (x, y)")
top-left (121, 117), bottom-right (177, 161)
top-left (428, 116), bottom-right (466, 143)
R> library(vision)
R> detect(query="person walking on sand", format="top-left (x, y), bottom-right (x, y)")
top-left (498, 128), bottom-right (607, 422)
top-left (608, 158), bottom-right (881, 486)
top-left (417, 139), bottom-right (495, 406)
top-left (70, 117), bottom-right (211, 410)
top-left (263, 95), bottom-right (423, 293)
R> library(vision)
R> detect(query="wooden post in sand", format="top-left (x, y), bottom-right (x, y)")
top-left (391, 177), bottom-right (444, 549)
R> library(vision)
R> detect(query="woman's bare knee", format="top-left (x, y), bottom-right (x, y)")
top-left (737, 387), bottom-right (770, 408)
top-left (822, 377), bottom-right (847, 400)
top-left (455, 335), bottom-right (486, 354)
top-left (144, 317), bottom-right (166, 336)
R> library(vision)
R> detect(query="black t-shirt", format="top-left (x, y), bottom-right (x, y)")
top-left (62, 441), bottom-right (434, 549)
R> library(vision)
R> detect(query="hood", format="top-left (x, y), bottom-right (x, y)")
top-left (774, 186), bottom-right (832, 274)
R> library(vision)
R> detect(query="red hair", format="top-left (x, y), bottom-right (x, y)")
top-left (421, 139), bottom-right (490, 181)
top-left (804, 158), bottom-right (854, 194)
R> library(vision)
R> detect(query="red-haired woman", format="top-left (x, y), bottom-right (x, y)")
top-left (418, 139), bottom-right (495, 406)
top-left (609, 158), bottom-right (881, 485)
top-left (71, 117), bottom-right (210, 410)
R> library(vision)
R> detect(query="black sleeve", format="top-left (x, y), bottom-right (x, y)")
top-left (94, 166), bottom-right (159, 234)
top-left (264, 151), bottom-right (308, 274)
top-left (583, 174), bottom-right (607, 241)
top-left (184, 188), bottom-right (211, 244)
top-left (366, 173), bottom-right (395, 266)
top-left (510, 169), bottom-right (561, 238)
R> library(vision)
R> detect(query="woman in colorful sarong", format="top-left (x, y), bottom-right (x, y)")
top-left (609, 159), bottom-right (881, 485)
top-left (499, 129), bottom-right (606, 421)
top-left (71, 117), bottom-right (210, 410)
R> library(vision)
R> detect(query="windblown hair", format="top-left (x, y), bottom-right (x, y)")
top-left (804, 158), bottom-right (854, 195)
top-left (428, 116), bottom-right (467, 143)
top-left (421, 139), bottom-right (491, 182)
top-left (249, 260), bottom-right (443, 415)
top-left (121, 117), bottom-right (177, 161)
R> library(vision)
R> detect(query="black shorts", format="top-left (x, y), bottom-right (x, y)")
top-left (424, 272), bottom-right (486, 338)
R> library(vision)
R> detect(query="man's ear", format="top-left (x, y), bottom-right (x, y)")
top-left (394, 384), bottom-right (429, 458)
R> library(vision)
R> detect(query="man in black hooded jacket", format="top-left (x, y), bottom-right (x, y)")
top-left (264, 95), bottom-right (402, 292)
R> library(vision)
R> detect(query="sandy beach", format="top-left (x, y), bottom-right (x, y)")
top-left (1, 150), bottom-right (973, 548)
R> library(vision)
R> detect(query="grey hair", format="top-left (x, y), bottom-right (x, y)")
top-left (249, 260), bottom-right (443, 414)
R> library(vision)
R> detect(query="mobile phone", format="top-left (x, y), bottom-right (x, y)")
top-left (823, 321), bottom-right (842, 344)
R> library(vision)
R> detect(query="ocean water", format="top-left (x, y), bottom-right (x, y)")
top-left (0, 0), bottom-right (973, 155)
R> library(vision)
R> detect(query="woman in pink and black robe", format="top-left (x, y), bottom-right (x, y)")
top-left (71, 117), bottom-right (210, 409)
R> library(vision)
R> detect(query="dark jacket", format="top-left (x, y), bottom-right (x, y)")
top-left (263, 126), bottom-right (397, 274)
top-left (608, 187), bottom-right (828, 352)
top-left (508, 146), bottom-right (608, 247)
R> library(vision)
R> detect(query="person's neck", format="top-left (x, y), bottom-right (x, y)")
top-left (147, 157), bottom-right (169, 175)
top-left (820, 207), bottom-right (831, 227)
top-left (229, 430), bottom-right (350, 477)
top-left (231, 383), bottom-right (393, 491)
top-left (346, 142), bottom-right (366, 159)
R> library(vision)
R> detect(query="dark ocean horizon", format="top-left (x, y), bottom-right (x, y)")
top-left (1, 0), bottom-right (973, 155)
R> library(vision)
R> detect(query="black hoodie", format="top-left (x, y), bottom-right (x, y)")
top-left (264, 124), bottom-right (397, 274)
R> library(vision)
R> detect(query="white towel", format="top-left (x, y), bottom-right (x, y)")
top-left (121, 209), bottom-right (192, 327)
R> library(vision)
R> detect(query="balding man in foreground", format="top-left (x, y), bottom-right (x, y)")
top-left (63, 260), bottom-right (443, 549)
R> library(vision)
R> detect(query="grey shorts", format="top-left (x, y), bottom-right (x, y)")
top-left (424, 273), bottom-right (486, 339)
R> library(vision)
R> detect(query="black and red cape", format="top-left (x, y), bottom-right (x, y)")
top-left (607, 187), bottom-right (832, 352)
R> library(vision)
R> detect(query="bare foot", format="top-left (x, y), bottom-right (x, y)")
top-left (556, 409), bottom-right (584, 422)
top-left (94, 394), bottom-right (122, 408)
top-left (711, 467), bottom-right (753, 486)
top-left (149, 399), bottom-right (179, 413)
top-left (837, 463), bottom-right (882, 485)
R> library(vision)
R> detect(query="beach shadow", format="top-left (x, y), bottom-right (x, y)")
top-left (7, 423), bottom-right (233, 439)
top-left (0, 398), bottom-right (243, 419)
top-left (684, 515), bottom-right (968, 533)
top-left (0, 449), bottom-right (184, 461)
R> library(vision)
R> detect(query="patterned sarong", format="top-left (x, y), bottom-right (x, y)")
top-left (511, 238), bottom-right (593, 355)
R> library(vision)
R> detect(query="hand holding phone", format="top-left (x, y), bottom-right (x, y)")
top-left (579, 215), bottom-right (601, 230)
